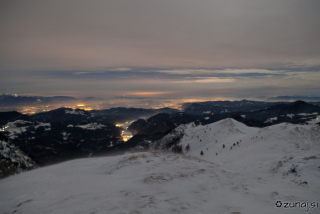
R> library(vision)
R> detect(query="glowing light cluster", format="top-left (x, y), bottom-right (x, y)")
top-left (122, 135), bottom-right (133, 142)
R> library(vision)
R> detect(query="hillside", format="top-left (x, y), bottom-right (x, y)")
top-left (0, 119), bottom-right (319, 213)
top-left (154, 119), bottom-right (320, 178)
top-left (0, 133), bottom-right (38, 179)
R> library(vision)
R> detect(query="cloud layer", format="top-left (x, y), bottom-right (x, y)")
top-left (0, 0), bottom-right (319, 99)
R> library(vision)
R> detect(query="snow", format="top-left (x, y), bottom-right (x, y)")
top-left (76, 123), bottom-right (106, 130)
top-left (264, 117), bottom-right (278, 123)
top-left (305, 116), bottom-right (320, 125)
top-left (34, 123), bottom-right (51, 131)
top-left (297, 112), bottom-right (318, 116)
top-left (65, 109), bottom-right (85, 115)
top-left (0, 152), bottom-right (274, 214)
top-left (0, 140), bottom-right (38, 178)
top-left (61, 132), bottom-right (70, 140)
top-left (286, 114), bottom-right (294, 118)
top-left (2, 120), bottom-right (30, 139)
top-left (0, 140), bottom-right (32, 165)
top-left (3, 121), bottom-right (51, 139)
top-left (1, 118), bottom-right (320, 213)
top-left (204, 117), bottom-right (209, 120)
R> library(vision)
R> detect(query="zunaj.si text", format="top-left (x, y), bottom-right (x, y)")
top-left (275, 200), bottom-right (318, 212)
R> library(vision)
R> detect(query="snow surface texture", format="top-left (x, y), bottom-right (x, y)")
top-left (1, 118), bottom-right (320, 213)
top-left (0, 140), bottom-right (38, 179)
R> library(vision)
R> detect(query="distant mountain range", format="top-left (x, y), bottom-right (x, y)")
top-left (0, 100), bottom-right (319, 168)
top-left (0, 94), bottom-right (76, 107)
top-left (182, 99), bottom-right (282, 115)
top-left (91, 107), bottom-right (179, 123)
top-left (0, 106), bottom-right (179, 165)
top-left (182, 99), bottom-right (320, 115)
top-left (129, 100), bottom-right (320, 137)
top-left (266, 95), bottom-right (320, 101)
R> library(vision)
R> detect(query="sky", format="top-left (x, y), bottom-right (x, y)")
top-left (1, 0), bottom-right (320, 107)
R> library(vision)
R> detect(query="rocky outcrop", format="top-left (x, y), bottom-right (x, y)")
top-left (0, 133), bottom-right (38, 179)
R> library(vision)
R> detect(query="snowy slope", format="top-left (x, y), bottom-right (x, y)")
top-left (168, 119), bottom-right (320, 179)
top-left (155, 119), bottom-right (320, 183)
top-left (0, 119), bottom-right (319, 214)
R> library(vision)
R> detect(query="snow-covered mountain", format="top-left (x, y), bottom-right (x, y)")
top-left (153, 119), bottom-right (320, 183)
top-left (0, 133), bottom-right (38, 179)
top-left (0, 119), bottom-right (319, 213)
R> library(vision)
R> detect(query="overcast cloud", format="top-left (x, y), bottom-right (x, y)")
top-left (0, 0), bottom-right (319, 101)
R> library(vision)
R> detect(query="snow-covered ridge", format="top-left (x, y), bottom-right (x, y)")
top-left (153, 118), bottom-right (320, 189)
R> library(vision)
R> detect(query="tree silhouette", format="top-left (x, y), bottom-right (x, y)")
top-left (185, 144), bottom-right (190, 151)
top-left (200, 151), bottom-right (204, 156)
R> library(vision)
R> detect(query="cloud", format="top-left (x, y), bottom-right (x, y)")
top-left (1, 0), bottom-right (320, 72)
top-left (109, 68), bottom-right (132, 72)
top-left (128, 91), bottom-right (175, 96)
top-left (286, 59), bottom-right (320, 69)
top-left (73, 71), bottom-right (106, 75)
top-left (0, 0), bottom-right (319, 99)
top-left (73, 72), bottom-right (91, 75)
top-left (170, 77), bottom-right (235, 84)
top-left (156, 68), bottom-right (286, 75)
top-left (73, 68), bottom-right (131, 75)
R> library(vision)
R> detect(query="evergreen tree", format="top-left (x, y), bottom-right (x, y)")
top-left (185, 144), bottom-right (190, 151)
top-left (200, 151), bottom-right (204, 156)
